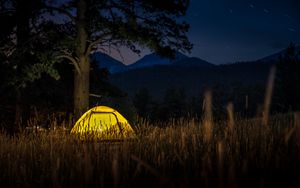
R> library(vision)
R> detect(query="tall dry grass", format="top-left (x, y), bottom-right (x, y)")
top-left (0, 112), bottom-right (299, 188)
top-left (262, 66), bottom-right (276, 126)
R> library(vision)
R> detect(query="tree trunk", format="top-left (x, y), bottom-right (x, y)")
top-left (74, 0), bottom-right (89, 119)
top-left (74, 56), bottom-right (90, 119)
top-left (14, 1), bottom-right (30, 129)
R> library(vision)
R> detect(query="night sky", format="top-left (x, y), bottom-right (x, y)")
top-left (115, 0), bottom-right (300, 65)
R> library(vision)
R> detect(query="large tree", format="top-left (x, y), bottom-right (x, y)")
top-left (49, 0), bottom-right (192, 118)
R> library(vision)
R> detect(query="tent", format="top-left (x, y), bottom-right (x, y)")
top-left (71, 106), bottom-right (136, 140)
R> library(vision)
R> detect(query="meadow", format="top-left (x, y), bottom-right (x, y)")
top-left (1, 70), bottom-right (300, 188)
top-left (0, 110), bottom-right (299, 188)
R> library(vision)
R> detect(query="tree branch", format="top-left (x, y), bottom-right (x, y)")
top-left (86, 32), bottom-right (113, 55)
top-left (89, 93), bottom-right (102, 98)
top-left (57, 54), bottom-right (81, 76)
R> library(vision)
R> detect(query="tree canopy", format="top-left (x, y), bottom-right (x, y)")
top-left (0, 0), bottom-right (193, 124)
top-left (47, 0), bottom-right (193, 118)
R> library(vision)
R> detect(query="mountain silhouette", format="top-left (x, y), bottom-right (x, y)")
top-left (107, 47), bottom-right (299, 99)
top-left (109, 61), bottom-right (272, 99)
top-left (91, 51), bottom-right (215, 73)
top-left (92, 46), bottom-right (300, 100)
top-left (257, 46), bottom-right (300, 62)
top-left (126, 51), bottom-right (188, 70)
top-left (91, 46), bottom-right (300, 75)
top-left (91, 52), bottom-right (126, 73)
top-left (174, 57), bottom-right (215, 68)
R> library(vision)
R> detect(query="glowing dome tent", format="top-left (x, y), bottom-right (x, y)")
top-left (71, 106), bottom-right (136, 140)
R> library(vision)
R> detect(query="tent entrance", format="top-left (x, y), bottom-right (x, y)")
top-left (88, 112), bottom-right (123, 134)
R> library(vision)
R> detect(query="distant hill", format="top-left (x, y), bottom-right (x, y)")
top-left (109, 61), bottom-right (272, 100)
top-left (91, 51), bottom-right (215, 73)
top-left (257, 46), bottom-right (300, 62)
top-left (91, 46), bottom-right (300, 75)
top-left (174, 57), bottom-right (215, 68)
top-left (126, 51), bottom-right (188, 71)
top-left (95, 46), bottom-right (300, 100)
top-left (91, 52), bottom-right (126, 73)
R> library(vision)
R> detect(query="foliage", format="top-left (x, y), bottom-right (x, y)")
top-left (80, 0), bottom-right (193, 55)
top-left (0, 0), bottom-right (70, 90)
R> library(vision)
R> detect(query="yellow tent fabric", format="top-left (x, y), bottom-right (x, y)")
top-left (71, 106), bottom-right (136, 140)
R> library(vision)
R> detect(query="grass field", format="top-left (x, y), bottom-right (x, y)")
top-left (0, 112), bottom-right (299, 188)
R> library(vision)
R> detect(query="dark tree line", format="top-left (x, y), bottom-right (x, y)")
top-left (132, 43), bottom-right (300, 123)
top-left (0, 0), bottom-right (63, 129)
top-left (89, 44), bottom-right (299, 124)
top-left (273, 43), bottom-right (300, 112)
top-left (133, 85), bottom-right (266, 123)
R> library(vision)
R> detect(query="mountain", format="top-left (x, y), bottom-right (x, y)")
top-left (108, 47), bottom-right (300, 99)
top-left (126, 51), bottom-right (189, 70)
top-left (91, 51), bottom-right (216, 74)
top-left (257, 46), bottom-right (300, 62)
top-left (174, 57), bottom-right (215, 68)
top-left (91, 52), bottom-right (126, 73)
top-left (91, 46), bottom-right (300, 75)
top-left (109, 61), bottom-right (272, 100)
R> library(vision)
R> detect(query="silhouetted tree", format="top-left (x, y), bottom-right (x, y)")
top-left (0, 0), bottom-right (62, 128)
top-left (187, 95), bottom-right (203, 118)
top-left (133, 88), bottom-right (152, 119)
top-left (273, 43), bottom-right (300, 112)
top-left (162, 88), bottom-right (187, 119)
top-left (48, 0), bottom-right (192, 118)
